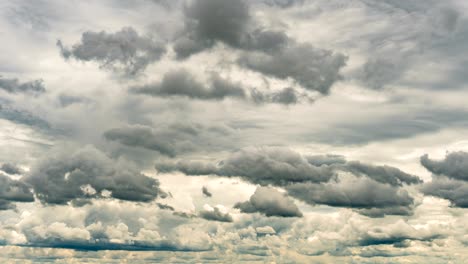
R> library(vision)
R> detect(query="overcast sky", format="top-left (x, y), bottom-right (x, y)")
top-left (1, 0), bottom-right (468, 262)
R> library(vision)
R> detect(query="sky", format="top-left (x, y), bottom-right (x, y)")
top-left (0, 0), bottom-right (468, 263)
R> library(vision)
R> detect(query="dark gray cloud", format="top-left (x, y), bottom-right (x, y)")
top-left (57, 27), bottom-right (166, 76)
top-left (156, 147), bottom-right (420, 216)
top-left (202, 186), bottom-right (212, 197)
top-left (306, 154), bottom-right (347, 166)
top-left (199, 207), bottom-right (233, 222)
top-left (25, 146), bottom-right (165, 205)
top-left (173, 0), bottom-right (250, 58)
top-left (339, 161), bottom-right (422, 186)
top-left (133, 70), bottom-right (246, 100)
top-left (133, 69), bottom-right (311, 105)
top-left (420, 152), bottom-right (468, 207)
top-left (421, 152), bottom-right (468, 181)
top-left (286, 177), bottom-right (415, 217)
top-left (174, 0), bottom-right (290, 58)
top-left (250, 87), bottom-right (313, 105)
top-left (0, 163), bottom-right (23, 175)
top-left (0, 77), bottom-right (46, 95)
top-left (156, 147), bottom-right (335, 185)
top-left (0, 174), bottom-right (34, 210)
top-left (174, 0), bottom-right (346, 95)
top-left (235, 187), bottom-right (302, 217)
top-left (239, 43), bottom-right (347, 94)
top-left (157, 147), bottom-right (420, 187)
top-left (421, 177), bottom-right (468, 207)
top-left (104, 123), bottom-right (232, 157)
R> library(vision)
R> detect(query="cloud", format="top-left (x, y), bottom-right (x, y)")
top-left (133, 69), bottom-right (312, 105)
top-left (0, 163), bottom-right (23, 175)
top-left (419, 152), bottom-right (468, 207)
top-left (156, 147), bottom-right (334, 185)
top-left (421, 152), bottom-right (468, 181)
top-left (202, 186), bottom-right (212, 197)
top-left (156, 147), bottom-right (420, 216)
top-left (174, 0), bottom-right (346, 95)
top-left (420, 177), bottom-right (468, 208)
top-left (57, 27), bottom-right (166, 76)
top-left (132, 69), bottom-right (246, 100)
top-left (199, 205), bottom-right (233, 222)
top-left (173, 0), bottom-right (293, 58)
top-left (0, 174), bottom-right (34, 210)
top-left (0, 77), bottom-right (46, 95)
top-left (286, 175), bottom-right (415, 217)
top-left (104, 122), bottom-right (232, 157)
top-left (339, 161), bottom-right (422, 186)
top-left (25, 145), bottom-right (165, 205)
top-left (239, 43), bottom-right (347, 94)
top-left (0, 104), bottom-right (51, 131)
top-left (173, 0), bottom-right (250, 58)
top-left (156, 147), bottom-right (420, 187)
top-left (235, 187), bottom-right (302, 217)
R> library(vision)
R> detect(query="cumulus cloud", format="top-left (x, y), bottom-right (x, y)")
top-left (286, 175), bottom-right (415, 217)
top-left (419, 152), bottom-right (468, 207)
top-left (174, 0), bottom-right (347, 94)
top-left (25, 145), bottom-right (165, 205)
top-left (421, 177), bottom-right (468, 207)
top-left (199, 205), bottom-right (233, 222)
top-left (0, 77), bottom-right (45, 95)
top-left (57, 27), bottom-right (166, 76)
top-left (421, 152), bottom-right (468, 181)
top-left (174, 0), bottom-right (295, 58)
top-left (156, 147), bottom-right (420, 216)
top-left (0, 174), bottom-right (34, 210)
top-left (239, 43), bottom-right (347, 94)
top-left (235, 187), bottom-right (302, 217)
